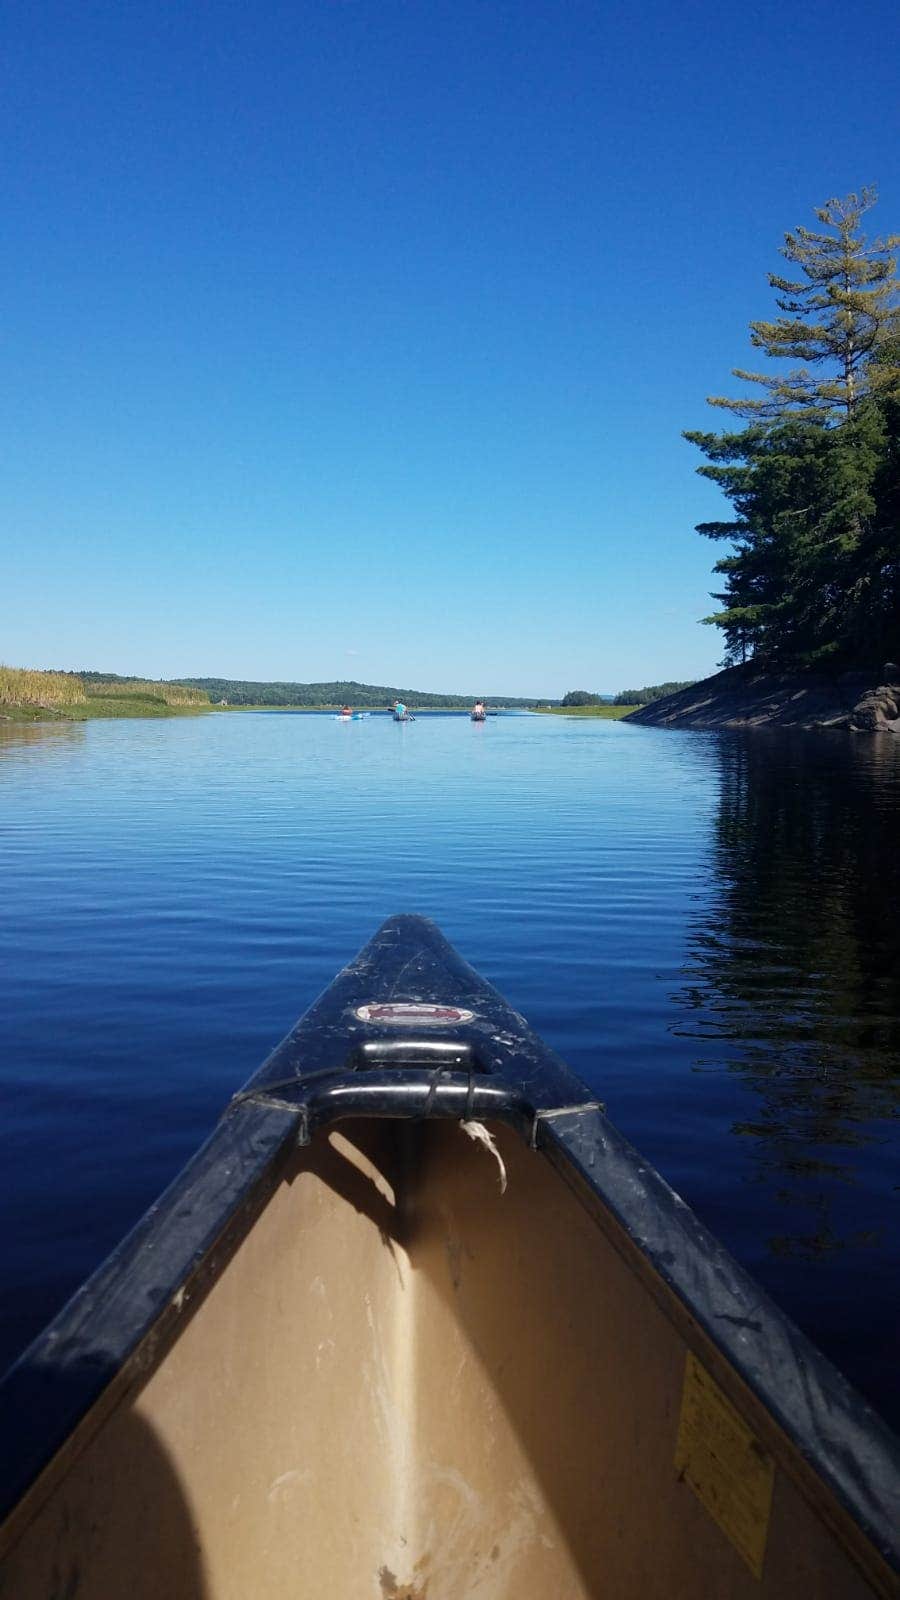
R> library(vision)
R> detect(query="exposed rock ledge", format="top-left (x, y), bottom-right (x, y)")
top-left (625, 664), bottom-right (900, 734)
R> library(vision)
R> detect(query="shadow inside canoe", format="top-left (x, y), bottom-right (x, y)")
top-left (2, 1387), bottom-right (208, 1599)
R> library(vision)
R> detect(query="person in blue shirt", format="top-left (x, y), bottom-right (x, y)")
top-left (392, 700), bottom-right (407, 719)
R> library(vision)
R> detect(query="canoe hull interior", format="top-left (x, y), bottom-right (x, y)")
top-left (1, 1117), bottom-right (887, 1599)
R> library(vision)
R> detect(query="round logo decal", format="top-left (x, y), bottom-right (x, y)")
top-left (355, 1002), bottom-right (474, 1026)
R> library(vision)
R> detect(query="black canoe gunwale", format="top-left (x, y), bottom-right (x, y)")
top-left (1, 913), bottom-right (899, 1588)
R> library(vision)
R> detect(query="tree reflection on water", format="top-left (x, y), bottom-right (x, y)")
top-left (674, 730), bottom-right (900, 1263)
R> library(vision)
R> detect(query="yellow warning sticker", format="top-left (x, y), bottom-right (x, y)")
top-left (675, 1352), bottom-right (775, 1579)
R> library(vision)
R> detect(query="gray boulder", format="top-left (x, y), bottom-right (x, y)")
top-left (851, 698), bottom-right (889, 732)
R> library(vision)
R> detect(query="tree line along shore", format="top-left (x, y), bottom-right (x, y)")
top-left (0, 668), bottom-right (683, 722)
top-left (0, 666), bottom-right (535, 722)
top-left (1, 668), bottom-right (536, 720)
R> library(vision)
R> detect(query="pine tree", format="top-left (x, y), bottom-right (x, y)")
top-left (709, 189), bottom-right (900, 423)
top-left (685, 190), bottom-right (900, 668)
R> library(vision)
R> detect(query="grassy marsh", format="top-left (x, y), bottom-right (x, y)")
top-left (0, 666), bottom-right (212, 721)
top-left (535, 704), bottom-right (637, 718)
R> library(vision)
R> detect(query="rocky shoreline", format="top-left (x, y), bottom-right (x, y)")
top-left (625, 665), bottom-right (900, 734)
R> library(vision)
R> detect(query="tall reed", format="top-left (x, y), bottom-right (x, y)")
top-left (0, 666), bottom-right (86, 707)
top-left (85, 680), bottom-right (209, 706)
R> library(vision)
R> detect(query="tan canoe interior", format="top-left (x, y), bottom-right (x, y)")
top-left (2, 1121), bottom-right (890, 1599)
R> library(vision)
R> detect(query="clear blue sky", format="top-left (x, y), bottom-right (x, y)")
top-left (3, 0), bottom-right (898, 697)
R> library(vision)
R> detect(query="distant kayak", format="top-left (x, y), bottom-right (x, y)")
top-left (334, 712), bottom-right (367, 722)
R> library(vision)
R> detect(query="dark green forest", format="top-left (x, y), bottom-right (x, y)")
top-left (561, 683), bottom-right (692, 707)
top-left (613, 681), bottom-right (694, 706)
top-left (62, 672), bottom-right (538, 707)
top-left (686, 189), bottom-right (900, 669)
top-left (66, 673), bottom-right (695, 710)
top-left (175, 678), bottom-right (538, 708)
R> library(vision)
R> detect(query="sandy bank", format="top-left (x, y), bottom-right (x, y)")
top-left (625, 665), bottom-right (900, 734)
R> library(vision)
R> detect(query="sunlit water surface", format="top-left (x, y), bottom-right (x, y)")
top-left (2, 711), bottom-right (899, 1425)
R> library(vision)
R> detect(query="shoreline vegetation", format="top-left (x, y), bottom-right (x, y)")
top-left (0, 667), bottom-right (212, 723)
top-left (0, 667), bottom-right (572, 722)
top-left (0, 669), bottom-right (559, 722)
top-left (3, 665), bottom-right (694, 723)
top-left (2, 667), bottom-right (671, 723)
top-left (535, 705), bottom-right (634, 718)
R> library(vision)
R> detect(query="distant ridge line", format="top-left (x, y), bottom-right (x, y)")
top-left (65, 672), bottom-right (547, 709)
top-left (181, 677), bottom-right (542, 708)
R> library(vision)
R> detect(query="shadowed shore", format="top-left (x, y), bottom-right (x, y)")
top-left (625, 666), bottom-right (900, 734)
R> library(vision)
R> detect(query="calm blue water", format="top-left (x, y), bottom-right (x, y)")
top-left (2, 711), bottom-right (899, 1425)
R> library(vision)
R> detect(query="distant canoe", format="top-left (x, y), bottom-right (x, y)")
top-left (1, 915), bottom-right (898, 1598)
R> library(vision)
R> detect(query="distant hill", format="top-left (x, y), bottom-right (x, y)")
top-left (177, 677), bottom-right (541, 708)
